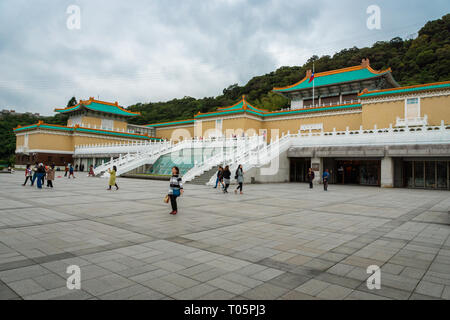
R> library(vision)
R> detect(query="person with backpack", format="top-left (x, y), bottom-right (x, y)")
top-left (68, 164), bottom-right (75, 179)
top-left (107, 166), bottom-right (119, 190)
top-left (234, 164), bottom-right (244, 195)
top-left (31, 162), bottom-right (39, 186)
top-left (323, 169), bottom-right (330, 191)
top-left (46, 164), bottom-right (55, 188)
top-left (36, 163), bottom-right (46, 189)
top-left (307, 168), bottom-right (315, 189)
top-left (23, 164), bottom-right (33, 186)
top-left (168, 166), bottom-right (183, 215)
top-left (222, 165), bottom-right (231, 193)
top-left (213, 166), bottom-right (223, 189)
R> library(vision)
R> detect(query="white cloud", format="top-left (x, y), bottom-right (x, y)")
top-left (0, 0), bottom-right (448, 115)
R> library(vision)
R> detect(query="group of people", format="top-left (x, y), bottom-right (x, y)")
top-left (213, 165), bottom-right (244, 194)
top-left (23, 162), bottom-right (55, 189)
top-left (63, 164), bottom-right (76, 179)
top-left (307, 168), bottom-right (330, 191)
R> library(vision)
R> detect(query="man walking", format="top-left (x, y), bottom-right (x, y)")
top-left (323, 169), bottom-right (330, 191)
top-left (307, 168), bottom-right (315, 189)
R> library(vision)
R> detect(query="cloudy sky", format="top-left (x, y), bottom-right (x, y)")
top-left (0, 0), bottom-right (449, 115)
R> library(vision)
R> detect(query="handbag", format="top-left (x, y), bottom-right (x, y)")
top-left (172, 189), bottom-right (181, 197)
top-left (164, 195), bottom-right (169, 203)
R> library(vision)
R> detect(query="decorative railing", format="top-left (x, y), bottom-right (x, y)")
top-left (396, 115), bottom-right (428, 127)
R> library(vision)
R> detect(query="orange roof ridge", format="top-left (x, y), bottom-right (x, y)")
top-left (358, 80), bottom-right (450, 96)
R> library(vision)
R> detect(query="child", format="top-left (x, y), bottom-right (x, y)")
top-left (23, 164), bottom-right (32, 186)
top-left (107, 166), bottom-right (119, 190)
top-left (168, 166), bottom-right (183, 215)
top-left (88, 165), bottom-right (95, 177)
top-left (46, 164), bottom-right (55, 188)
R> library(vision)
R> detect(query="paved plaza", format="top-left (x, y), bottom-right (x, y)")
top-left (0, 172), bottom-right (449, 300)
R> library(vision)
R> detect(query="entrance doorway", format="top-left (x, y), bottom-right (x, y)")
top-left (404, 160), bottom-right (449, 189)
top-left (290, 158), bottom-right (311, 182)
top-left (335, 160), bottom-right (380, 186)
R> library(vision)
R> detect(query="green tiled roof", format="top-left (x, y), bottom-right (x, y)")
top-left (274, 66), bottom-right (391, 93)
top-left (147, 119), bottom-right (195, 127)
top-left (359, 82), bottom-right (450, 98)
top-left (13, 123), bottom-right (160, 140)
top-left (55, 100), bottom-right (139, 117)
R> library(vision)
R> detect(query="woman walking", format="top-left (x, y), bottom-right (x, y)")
top-left (307, 168), bottom-right (315, 189)
top-left (222, 165), bottom-right (231, 193)
top-left (107, 166), bottom-right (119, 190)
top-left (88, 165), bottom-right (95, 177)
top-left (46, 164), bottom-right (55, 188)
top-left (168, 166), bottom-right (183, 215)
top-left (234, 164), bottom-right (244, 194)
top-left (23, 164), bottom-right (32, 186)
top-left (36, 163), bottom-right (46, 189)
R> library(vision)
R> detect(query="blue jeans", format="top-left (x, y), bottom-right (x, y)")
top-left (215, 177), bottom-right (219, 187)
top-left (36, 173), bottom-right (45, 189)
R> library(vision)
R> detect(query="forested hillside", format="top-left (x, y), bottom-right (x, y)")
top-left (1, 14), bottom-right (449, 164)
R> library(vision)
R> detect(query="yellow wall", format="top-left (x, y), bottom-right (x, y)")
top-left (362, 100), bottom-right (403, 129)
top-left (114, 120), bottom-right (128, 131)
top-left (81, 116), bottom-right (102, 128)
top-left (156, 125), bottom-right (194, 141)
top-left (28, 133), bottom-right (74, 151)
top-left (421, 95), bottom-right (450, 125)
top-left (16, 135), bottom-right (24, 147)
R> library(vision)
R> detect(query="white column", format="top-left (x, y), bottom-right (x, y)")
top-left (381, 157), bottom-right (394, 188)
top-left (310, 157), bottom-right (323, 184)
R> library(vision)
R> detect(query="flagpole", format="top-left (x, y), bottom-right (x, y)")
top-left (312, 62), bottom-right (315, 107)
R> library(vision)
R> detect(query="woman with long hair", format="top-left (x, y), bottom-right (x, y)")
top-left (168, 166), bottom-right (183, 215)
top-left (234, 164), bottom-right (244, 194)
top-left (107, 166), bottom-right (119, 190)
top-left (222, 165), bottom-right (231, 193)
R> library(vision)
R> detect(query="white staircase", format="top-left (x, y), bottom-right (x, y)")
top-left (182, 135), bottom-right (266, 183)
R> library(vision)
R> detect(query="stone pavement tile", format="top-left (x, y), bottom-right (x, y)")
top-left (99, 284), bottom-right (157, 300)
top-left (285, 255), bottom-right (313, 266)
top-left (314, 272), bottom-right (362, 290)
top-left (9, 278), bottom-right (45, 297)
top-left (221, 273), bottom-right (264, 289)
top-left (331, 246), bottom-right (359, 255)
top-left (381, 273), bottom-right (421, 292)
top-left (190, 268), bottom-right (230, 282)
top-left (198, 289), bottom-right (236, 300)
top-left (115, 264), bottom-right (160, 278)
top-left (302, 258), bottom-right (336, 272)
top-left (129, 269), bottom-right (171, 283)
top-left (235, 264), bottom-right (268, 276)
top-left (442, 286), bottom-right (450, 300)
top-left (160, 273), bottom-right (200, 289)
top-left (346, 267), bottom-right (371, 281)
top-left (0, 265), bottom-right (51, 283)
top-left (129, 289), bottom-right (167, 300)
top-left (177, 264), bottom-right (215, 277)
top-left (399, 267), bottom-right (427, 279)
top-left (152, 260), bottom-right (186, 272)
top-left (279, 290), bottom-right (320, 300)
top-left (34, 273), bottom-right (66, 290)
top-left (24, 287), bottom-right (92, 300)
top-left (381, 263), bottom-right (405, 275)
top-left (409, 293), bottom-right (443, 300)
top-left (267, 272), bottom-right (311, 290)
top-left (0, 283), bottom-right (20, 299)
top-left (414, 280), bottom-right (444, 298)
top-left (327, 263), bottom-right (355, 277)
top-left (171, 283), bottom-right (217, 300)
top-left (82, 274), bottom-right (135, 296)
top-left (345, 290), bottom-right (390, 300)
top-left (319, 252), bottom-right (348, 263)
top-left (142, 278), bottom-right (185, 296)
top-left (316, 284), bottom-right (353, 300)
top-left (242, 283), bottom-right (289, 300)
top-left (356, 283), bottom-right (411, 300)
top-left (294, 279), bottom-right (331, 296)
top-left (250, 268), bottom-right (284, 281)
top-left (207, 277), bottom-right (251, 295)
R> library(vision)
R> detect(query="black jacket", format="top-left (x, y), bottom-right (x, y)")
top-left (222, 169), bottom-right (231, 179)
